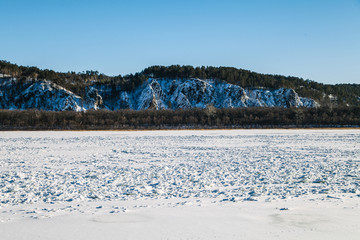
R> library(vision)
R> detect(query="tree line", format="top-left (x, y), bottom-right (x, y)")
top-left (0, 107), bottom-right (358, 130)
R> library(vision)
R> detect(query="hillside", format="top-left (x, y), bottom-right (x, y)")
top-left (0, 60), bottom-right (359, 112)
top-left (0, 78), bottom-right (318, 112)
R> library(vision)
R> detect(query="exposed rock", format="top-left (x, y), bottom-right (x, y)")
top-left (0, 77), bottom-right (319, 112)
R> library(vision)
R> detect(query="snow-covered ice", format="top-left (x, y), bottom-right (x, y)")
top-left (0, 129), bottom-right (359, 239)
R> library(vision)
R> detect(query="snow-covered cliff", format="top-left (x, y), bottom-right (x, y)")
top-left (110, 78), bottom-right (319, 110)
top-left (0, 79), bottom-right (104, 111)
top-left (0, 78), bottom-right (319, 111)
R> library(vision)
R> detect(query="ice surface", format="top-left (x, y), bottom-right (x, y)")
top-left (0, 130), bottom-right (359, 239)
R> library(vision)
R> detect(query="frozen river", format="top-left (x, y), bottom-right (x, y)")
top-left (0, 130), bottom-right (359, 239)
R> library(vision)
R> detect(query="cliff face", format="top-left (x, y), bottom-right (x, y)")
top-left (110, 78), bottom-right (319, 110)
top-left (0, 78), bottom-right (319, 112)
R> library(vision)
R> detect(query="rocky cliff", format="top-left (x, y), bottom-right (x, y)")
top-left (0, 77), bottom-right (319, 111)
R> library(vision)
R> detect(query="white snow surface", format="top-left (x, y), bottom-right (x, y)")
top-left (0, 130), bottom-right (359, 239)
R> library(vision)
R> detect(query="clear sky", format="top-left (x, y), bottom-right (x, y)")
top-left (1, 0), bottom-right (359, 84)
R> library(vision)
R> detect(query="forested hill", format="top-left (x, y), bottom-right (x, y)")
top-left (1, 60), bottom-right (359, 107)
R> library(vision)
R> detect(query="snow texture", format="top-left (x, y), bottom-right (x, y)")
top-left (0, 130), bottom-right (359, 239)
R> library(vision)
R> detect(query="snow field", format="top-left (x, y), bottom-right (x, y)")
top-left (1, 130), bottom-right (359, 208)
top-left (0, 130), bottom-right (359, 239)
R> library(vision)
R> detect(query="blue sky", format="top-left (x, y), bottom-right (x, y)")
top-left (1, 0), bottom-right (359, 84)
